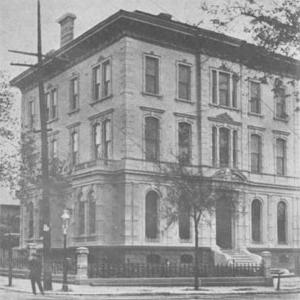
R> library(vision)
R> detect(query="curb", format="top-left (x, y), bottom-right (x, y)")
top-left (0, 285), bottom-right (300, 296)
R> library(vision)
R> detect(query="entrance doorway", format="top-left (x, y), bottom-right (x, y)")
top-left (216, 195), bottom-right (233, 249)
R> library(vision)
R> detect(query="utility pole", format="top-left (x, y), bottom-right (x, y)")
top-left (10, 0), bottom-right (52, 290)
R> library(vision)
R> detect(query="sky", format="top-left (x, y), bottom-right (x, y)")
top-left (1, 0), bottom-right (217, 79)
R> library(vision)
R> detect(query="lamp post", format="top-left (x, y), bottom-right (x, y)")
top-left (61, 209), bottom-right (70, 292)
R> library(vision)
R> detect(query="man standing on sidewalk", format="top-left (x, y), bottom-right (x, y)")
top-left (28, 253), bottom-right (44, 295)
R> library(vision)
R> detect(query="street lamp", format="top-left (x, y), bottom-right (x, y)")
top-left (61, 209), bottom-right (70, 292)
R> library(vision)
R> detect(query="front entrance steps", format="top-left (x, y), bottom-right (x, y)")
top-left (213, 247), bottom-right (262, 266)
top-left (222, 249), bottom-right (261, 265)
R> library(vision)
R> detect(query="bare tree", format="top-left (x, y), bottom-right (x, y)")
top-left (159, 161), bottom-right (238, 290)
top-left (200, 0), bottom-right (300, 56)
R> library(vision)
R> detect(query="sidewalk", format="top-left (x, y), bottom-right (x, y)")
top-left (0, 275), bottom-right (299, 296)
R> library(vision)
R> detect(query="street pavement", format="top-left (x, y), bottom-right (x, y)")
top-left (0, 289), bottom-right (300, 299)
top-left (0, 275), bottom-right (299, 299)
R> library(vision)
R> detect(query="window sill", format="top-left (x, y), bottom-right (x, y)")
top-left (276, 173), bottom-right (287, 178)
top-left (175, 98), bottom-right (194, 104)
top-left (47, 117), bottom-right (58, 124)
top-left (68, 108), bottom-right (80, 116)
top-left (209, 103), bottom-right (239, 111)
top-left (248, 112), bottom-right (264, 118)
top-left (146, 238), bottom-right (160, 242)
top-left (141, 91), bottom-right (163, 99)
top-left (90, 94), bottom-right (113, 106)
top-left (273, 116), bottom-right (289, 123)
top-left (179, 238), bottom-right (192, 243)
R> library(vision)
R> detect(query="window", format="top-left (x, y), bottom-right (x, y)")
top-left (71, 131), bottom-right (78, 165)
top-left (92, 59), bottom-right (111, 101)
top-left (51, 89), bottom-right (57, 119)
top-left (102, 60), bottom-right (111, 98)
top-left (70, 77), bottom-right (79, 111)
top-left (45, 93), bottom-right (50, 121)
top-left (88, 191), bottom-right (96, 234)
top-left (277, 201), bottom-right (287, 244)
top-left (49, 138), bottom-right (58, 160)
top-left (93, 123), bottom-right (102, 159)
top-left (178, 64), bottom-right (191, 100)
top-left (212, 126), bottom-right (217, 166)
top-left (103, 119), bottom-right (111, 160)
top-left (78, 193), bottom-right (85, 235)
top-left (145, 56), bottom-right (159, 95)
top-left (178, 122), bottom-right (191, 164)
top-left (212, 127), bottom-right (238, 168)
top-left (233, 130), bottom-right (238, 168)
top-left (250, 82), bottom-right (261, 114)
top-left (28, 202), bottom-right (34, 239)
top-left (251, 134), bottom-right (262, 173)
top-left (178, 198), bottom-right (190, 240)
top-left (251, 199), bottom-right (262, 243)
top-left (145, 191), bottom-right (159, 239)
top-left (146, 254), bottom-right (161, 264)
top-left (219, 72), bottom-right (230, 106)
top-left (93, 65), bottom-right (101, 101)
top-left (219, 127), bottom-right (230, 167)
top-left (211, 69), bottom-right (238, 108)
top-left (28, 101), bottom-right (35, 129)
top-left (275, 88), bottom-right (287, 119)
top-left (276, 138), bottom-right (286, 176)
top-left (180, 254), bottom-right (193, 264)
top-left (145, 117), bottom-right (159, 161)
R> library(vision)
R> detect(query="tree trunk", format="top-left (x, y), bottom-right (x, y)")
top-left (194, 220), bottom-right (199, 290)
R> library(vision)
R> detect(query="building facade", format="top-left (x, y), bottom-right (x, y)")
top-left (12, 10), bottom-right (300, 271)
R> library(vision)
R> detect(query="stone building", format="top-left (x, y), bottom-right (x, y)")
top-left (11, 10), bottom-right (300, 271)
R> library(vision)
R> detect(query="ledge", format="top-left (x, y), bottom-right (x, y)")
top-left (68, 108), bottom-right (80, 116)
top-left (47, 117), bottom-right (58, 124)
top-left (273, 116), bottom-right (289, 123)
top-left (141, 91), bottom-right (163, 99)
top-left (209, 103), bottom-right (240, 112)
top-left (89, 94), bottom-right (113, 106)
top-left (175, 98), bottom-right (194, 104)
top-left (248, 112), bottom-right (264, 118)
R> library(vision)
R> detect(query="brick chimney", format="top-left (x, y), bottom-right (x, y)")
top-left (57, 13), bottom-right (76, 47)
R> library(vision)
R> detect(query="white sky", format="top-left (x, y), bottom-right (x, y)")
top-left (0, 0), bottom-right (248, 79)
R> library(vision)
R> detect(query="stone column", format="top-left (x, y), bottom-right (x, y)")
top-left (75, 247), bottom-right (89, 284)
top-left (261, 251), bottom-right (273, 286)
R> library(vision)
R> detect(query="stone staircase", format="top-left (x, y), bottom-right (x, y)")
top-left (222, 249), bottom-right (261, 266)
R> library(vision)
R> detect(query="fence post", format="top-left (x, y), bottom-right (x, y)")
top-left (75, 247), bottom-right (89, 284)
top-left (261, 251), bottom-right (272, 286)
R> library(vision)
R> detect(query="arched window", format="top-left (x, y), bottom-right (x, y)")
top-left (251, 199), bottom-right (262, 242)
top-left (277, 201), bottom-right (287, 244)
top-left (28, 202), bottom-right (34, 239)
top-left (145, 117), bottom-right (159, 161)
top-left (178, 122), bottom-right (192, 164)
top-left (178, 198), bottom-right (190, 240)
top-left (93, 123), bottom-right (101, 159)
top-left (219, 127), bottom-right (230, 167)
top-left (78, 193), bottom-right (85, 235)
top-left (145, 191), bottom-right (159, 239)
top-left (88, 190), bottom-right (96, 234)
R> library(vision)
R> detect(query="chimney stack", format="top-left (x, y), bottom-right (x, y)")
top-left (57, 13), bottom-right (76, 48)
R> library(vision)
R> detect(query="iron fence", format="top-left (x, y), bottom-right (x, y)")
top-left (0, 253), bottom-right (76, 275)
top-left (88, 262), bottom-right (264, 278)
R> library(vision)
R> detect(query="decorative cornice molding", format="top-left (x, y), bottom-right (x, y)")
top-left (139, 106), bottom-right (165, 114)
top-left (88, 108), bottom-right (114, 121)
top-left (208, 113), bottom-right (241, 126)
top-left (66, 121), bottom-right (81, 129)
top-left (247, 125), bottom-right (266, 131)
top-left (272, 130), bottom-right (290, 136)
top-left (173, 112), bottom-right (197, 119)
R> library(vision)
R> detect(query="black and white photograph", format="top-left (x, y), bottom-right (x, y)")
top-left (0, 0), bottom-right (300, 299)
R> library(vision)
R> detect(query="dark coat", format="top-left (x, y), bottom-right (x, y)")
top-left (28, 257), bottom-right (42, 280)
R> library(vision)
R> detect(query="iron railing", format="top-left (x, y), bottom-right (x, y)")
top-left (88, 262), bottom-right (264, 278)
